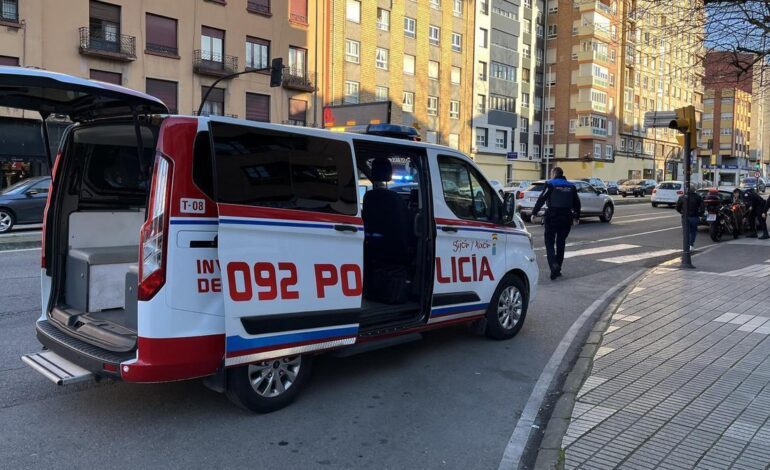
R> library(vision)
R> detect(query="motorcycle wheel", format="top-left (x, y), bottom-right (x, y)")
top-left (709, 222), bottom-right (722, 242)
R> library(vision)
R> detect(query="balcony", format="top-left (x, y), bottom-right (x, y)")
top-left (576, 49), bottom-right (610, 63)
top-left (576, 75), bottom-right (609, 88)
top-left (79, 27), bottom-right (136, 61)
top-left (247, 0), bottom-right (271, 16)
top-left (575, 126), bottom-right (608, 139)
top-left (577, 24), bottom-right (611, 41)
top-left (578, 0), bottom-right (613, 16)
top-left (575, 100), bottom-right (607, 113)
top-left (282, 68), bottom-right (314, 92)
top-left (193, 50), bottom-right (238, 77)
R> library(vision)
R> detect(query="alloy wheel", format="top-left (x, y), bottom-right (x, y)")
top-left (247, 356), bottom-right (302, 398)
top-left (497, 286), bottom-right (523, 330)
top-left (0, 211), bottom-right (12, 233)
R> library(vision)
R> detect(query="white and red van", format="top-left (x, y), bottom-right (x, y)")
top-left (3, 67), bottom-right (538, 412)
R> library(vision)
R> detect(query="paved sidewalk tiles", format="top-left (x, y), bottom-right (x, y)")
top-left (562, 266), bottom-right (770, 469)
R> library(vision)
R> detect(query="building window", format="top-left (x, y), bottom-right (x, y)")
top-left (146, 78), bottom-right (178, 113)
top-left (90, 69), bottom-right (121, 85)
top-left (478, 28), bottom-right (488, 48)
top-left (489, 94), bottom-right (516, 112)
top-left (247, 0), bottom-right (271, 15)
top-left (477, 94), bottom-right (487, 114)
top-left (245, 93), bottom-right (270, 122)
top-left (522, 67), bottom-right (530, 83)
top-left (476, 128), bottom-right (488, 147)
top-left (428, 60), bottom-right (440, 80)
top-left (0, 55), bottom-right (19, 66)
top-left (429, 25), bottom-right (440, 45)
top-left (375, 86), bottom-right (388, 101)
top-left (569, 119), bottom-right (576, 133)
top-left (544, 121), bottom-right (554, 134)
top-left (426, 131), bottom-right (438, 144)
top-left (146, 13), bottom-right (178, 55)
top-left (495, 130), bottom-right (507, 149)
top-left (245, 36), bottom-right (269, 69)
top-left (593, 143), bottom-right (601, 158)
top-left (520, 117), bottom-right (529, 133)
top-left (520, 143), bottom-right (528, 155)
top-left (288, 98), bottom-right (307, 126)
top-left (430, 0), bottom-right (440, 9)
top-left (289, 0), bottom-right (308, 24)
top-left (345, 39), bottom-right (360, 63)
top-left (201, 26), bottom-right (224, 62)
top-left (522, 44), bottom-right (531, 58)
top-left (1, 0), bottom-right (18, 22)
top-left (427, 96), bottom-right (439, 116)
top-left (403, 91), bottom-right (414, 113)
top-left (200, 86), bottom-right (224, 116)
top-left (521, 92), bottom-right (530, 107)
top-left (403, 54), bottom-right (415, 75)
top-left (524, 21), bottom-right (531, 34)
top-left (605, 145), bottom-right (613, 159)
top-left (547, 24), bottom-right (557, 38)
top-left (344, 81), bottom-right (360, 104)
top-left (375, 47), bottom-right (388, 69)
top-left (620, 138), bottom-right (626, 150)
top-left (288, 46), bottom-right (307, 78)
top-left (404, 17), bottom-right (416, 38)
top-left (524, 0), bottom-right (532, 7)
top-left (89, 1), bottom-right (121, 50)
top-left (451, 33), bottom-right (462, 52)
top-left (448, 133), bottom-right (459, 149)
top-left (377, 8), bottom-right (390, 30)
top-left (449, 100), bottom-right (460, 119)
top-left (346, 0), bottom-right (361, 22)
top-left (451, 66), bottom-right (461, 84)
top-left (478, 61), bottom-right (487, 81)
top-left (491, 62), bottom-right (516, 81)
top-left (453, 0), bottom-right (462, 15)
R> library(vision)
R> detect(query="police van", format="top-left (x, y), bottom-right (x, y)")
top-left (2, 67), bottom-right (538, 412)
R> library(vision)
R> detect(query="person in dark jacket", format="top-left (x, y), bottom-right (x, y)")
top-left (676, 184), bottom-right (704, 250)
top-left (532, 167), bottom-right (581, 280)
top-left (744, 188), bottom-right (769, 239)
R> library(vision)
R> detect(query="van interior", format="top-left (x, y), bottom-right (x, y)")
top-left (47, 121), bottom-right (158, 353)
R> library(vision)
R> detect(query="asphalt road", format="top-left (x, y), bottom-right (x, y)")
top-left (0, 203), bottom-right (717, 469)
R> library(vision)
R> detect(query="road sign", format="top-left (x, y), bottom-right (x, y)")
top-left (755, 171), bottom-right (762, 178)
top-left (506, 152), bottom-right (518, 161)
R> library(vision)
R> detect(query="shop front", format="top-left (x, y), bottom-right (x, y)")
top-left (0, 117), bottom-right (69, 189)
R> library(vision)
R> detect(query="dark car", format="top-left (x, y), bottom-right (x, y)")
top-left (695, 188), bottom-right (733, 226)
top-left (739, 177), bottom-right (766, 193)
top-left (605, 180), bottom-right (619, 195)
top-left (0, 176), bottom-right (51, 233)
top-left (618, 179), bottom-right (657, 197)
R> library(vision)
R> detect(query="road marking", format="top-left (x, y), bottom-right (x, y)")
top-left (599, 249), bottom-right (681, 263)
top-left (497, 269), bottom-right (645, 470)
top-left (612, 212), bottom-right (671, 219)
top-left (718, 264), bottom-right (770, 278)
top-left (0, 247), bottom-right (41, 254)
top-left (563, 244), bottom-right (639, 259)
top-left (613, 215), bottom-right (680, 224)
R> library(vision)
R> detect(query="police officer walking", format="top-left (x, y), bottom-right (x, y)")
top-left (745, 188), bottom-right (769, 239)
top-left (532, 167), bottom-right (581, 280)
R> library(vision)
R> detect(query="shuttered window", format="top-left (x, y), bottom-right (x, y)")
top-left (146, 78), bottom-right (178, 113)
top-left (246, 93), bottom-right (270, 122)
top-left (90, 0), bottom-right (120, 22)
top-left (201, 86), bottom-right (225, 116)
top-left (289, 0), bottom-right (308, 24)
top-left (0, 55), bottom-right (19, 66)
top-left (146, 13), bottom-right (178, 55)
top-left (288, 99), bottom-right (307, 126)
top-left (201, 26), bottom-right (225, 62)
top-left (89, 69), bottom-right (121, 85)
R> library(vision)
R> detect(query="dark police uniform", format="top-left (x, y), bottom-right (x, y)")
top-left (745, 189), bottom-right (769, 238)
top-left (532, 176), bottom-right (581, 278)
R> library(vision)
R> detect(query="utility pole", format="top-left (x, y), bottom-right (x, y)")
top-left (545, 65), bottom-right (552, 179)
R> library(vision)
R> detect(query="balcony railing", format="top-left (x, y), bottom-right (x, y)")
top-left (193, 50), bottom-right (238, 77)
top-left (146, 42), bottom-right (178, 57)
top-left (247, 0), bottom-right (271, 15)
top-left (79, 27), bottom-right (136, 61)
top-left (290, 12), bottom-right (308, 25)
top-left (282, 68), bottom-right (314, 92)
top-left (575, 126), bottom-right (608, 139)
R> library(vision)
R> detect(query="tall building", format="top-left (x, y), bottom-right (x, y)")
top-left (544, 0), bottom-right (704, 182)
top-left (470, 0), bottom-right (543, 184)
top-left (0, 0), bottom-right (324, 185)
top-left (325, 0), bottom-right (475, 153)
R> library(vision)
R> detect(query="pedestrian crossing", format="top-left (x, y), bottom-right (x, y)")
top-left (558, 243), bottom-right (683, 265)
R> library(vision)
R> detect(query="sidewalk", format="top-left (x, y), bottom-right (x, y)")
top-left (556, 243), bottom-right (770, 469)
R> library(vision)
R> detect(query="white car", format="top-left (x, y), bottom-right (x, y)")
top-left (489, 179), bottom-right (505, 197)
top-left (517, 180), bottom-right (614, 222)
top-left (651, 181), bottom-right (684, 207)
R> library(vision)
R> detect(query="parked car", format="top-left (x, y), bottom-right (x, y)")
top-left (695, 189), bottom-right (733, 227)
top-left (489, 179), bottom-right (505, 197)
top-left (739, 177), bottom-right (766, 193)
top-left (605, 180), bottom-right (619, 195)
top-left (0, 176), bottom-right (51, 233)
top-left (505, 180), bottom-right (532, 199)
top-left (651, 181), bottom-right (683, 208)
top-left (516, 180), bottom-right (614, 222)
top-left (618, 179), bottom-right (657, 197)
top-left (580, 178), bottom-right (608, 194)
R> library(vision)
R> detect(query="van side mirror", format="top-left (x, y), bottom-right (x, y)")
top-left (502, 192), bottom-right (516, 224)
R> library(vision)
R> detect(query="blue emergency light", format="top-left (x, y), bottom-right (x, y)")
top-left (342, 123), bottom-right (421, 141)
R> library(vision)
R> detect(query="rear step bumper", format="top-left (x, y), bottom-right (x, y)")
top-left (22, 350), bottom-right (94, 385)
top-left (34, 319), bottom-right (134, 379)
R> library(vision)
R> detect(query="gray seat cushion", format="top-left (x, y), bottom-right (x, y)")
top-left (68, 246), bottom-right (138, 265)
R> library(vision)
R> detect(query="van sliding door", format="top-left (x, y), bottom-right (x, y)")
top-left (209, 121), bottom-right (363, 367)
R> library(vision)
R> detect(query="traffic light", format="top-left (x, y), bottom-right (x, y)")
top-left (269, 58), bottom-right (284, 87)
top-left (756, 163), bottom-right (762, 170)
top-left (670, 106), bottom-right (697, 149)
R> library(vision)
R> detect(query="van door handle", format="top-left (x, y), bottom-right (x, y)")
top-left (334, 224), bottom-right (358, 233)
top-left (441, 226), bottom-right (458, 233)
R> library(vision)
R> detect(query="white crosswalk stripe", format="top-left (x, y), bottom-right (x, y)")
top-left (563, 244), bottom-right (639, 259)
top-left (598, 249), bottom-right (681, 264)
top-left (718, 264), bottom-right (770, 278)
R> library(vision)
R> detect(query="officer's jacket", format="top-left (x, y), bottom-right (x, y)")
top-left (532, 177), bottom-right (581, 219)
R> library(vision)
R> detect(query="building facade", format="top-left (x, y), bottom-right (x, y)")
top-left (0, 0), bottom-right (324, 185)
top-left (470, 0), bottom-right (543, 184)
top-left (698, 87), bottom-right (752, 185)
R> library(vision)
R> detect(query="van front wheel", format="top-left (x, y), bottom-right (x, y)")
top-left (485, 274), bottom-right (528, 340)
top-left (226, 354), bottom-right (313, 413)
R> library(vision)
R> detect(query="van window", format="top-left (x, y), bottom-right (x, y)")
top-left (210, 123), bottom-right (357, 215)
top-left (192, 131), bottom-right (214, 199)
top-left (658, 182), bottom-right (681, 190)
top-left (438, 155), bottom-right (497, 222)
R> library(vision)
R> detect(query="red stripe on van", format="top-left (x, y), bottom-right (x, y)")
top-left (120, 334), bottom-right (224, 382)
top-left (435, 218), bottom-right (502, 229)
top-left (224, 334), bottom-right (358, 360)
top-left (218, 204), bottom-right (363, 225)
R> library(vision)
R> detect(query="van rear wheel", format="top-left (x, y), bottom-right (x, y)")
top-left (485, 274), bottom-right (528, 340)
top-left (226, 354), bottom-right (313, 413)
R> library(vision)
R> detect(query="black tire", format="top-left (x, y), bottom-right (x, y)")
top-left (226, 354), bottom-right (314, 413)
top-left (652, 202), bottom-right (658, 208)
top-left (709, 222), bottom-right (722, 242)
top-left (0, 209), bottom-right (15, 234)
top-left (522, 214), bottom-right (532, 223)
top-left (600, 204), bottom-right (614, 222)
top-left (621, 193), bottom-right (627, 198)
top-left (485, 273), bottom-right (528, 340)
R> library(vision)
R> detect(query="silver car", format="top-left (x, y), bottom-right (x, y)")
top-left (516, 180), bottom-right (615, 222)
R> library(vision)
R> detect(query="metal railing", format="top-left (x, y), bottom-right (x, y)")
top-left (79, 27), bottom-right (136, 60)
top-left (146, 42), bottom-right (178, 56)
top-left (282, 68), bottom-right (314, 91)
top-left (289, 12), bottom-right (307, 24)
top-left (193, 49), bottom-right (238, 76)
top-left (0, 6), bottom-right (19, 23)
top-left (247, 0), bottom-right (270, 15)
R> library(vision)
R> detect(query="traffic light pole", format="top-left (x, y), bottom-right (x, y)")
top-left (680, 130), bottom-right (695, 269)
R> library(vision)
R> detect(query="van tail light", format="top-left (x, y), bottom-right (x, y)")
top-left (41, 151), bottom-right (63, 269)
top-left (676, 190), bottom-right (684, 195)
top-left (517, 192), bottom-right (525, 199)
top-left (138, 153), bottom-right (173, 301)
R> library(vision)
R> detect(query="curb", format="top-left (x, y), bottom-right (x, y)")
top-left (610, 197), bottom-right (651, 206)
top-left (531, 269), bottom-right (651, 470)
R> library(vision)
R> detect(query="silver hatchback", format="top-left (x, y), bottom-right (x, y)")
top-left (517, 180), bottom-right (615, 222)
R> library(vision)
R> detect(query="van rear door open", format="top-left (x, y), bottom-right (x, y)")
top-left (208, 120), bottom-right (364, 367)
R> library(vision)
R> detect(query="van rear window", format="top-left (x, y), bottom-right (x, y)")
top-left (658, 182), bottom-right (681, 190)
top-left (210, 123), bottom-right (357, 216)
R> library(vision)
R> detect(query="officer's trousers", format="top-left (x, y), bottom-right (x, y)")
top-left (544, 217), bottom-right (572, 272)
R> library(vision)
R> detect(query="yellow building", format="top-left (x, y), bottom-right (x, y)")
top-left (699, 88), bottom-right (752, 185)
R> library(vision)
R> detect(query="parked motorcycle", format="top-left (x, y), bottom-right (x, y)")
top-left (706, 200), bottom-right (738, 242)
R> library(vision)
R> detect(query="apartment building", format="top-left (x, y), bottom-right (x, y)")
top-left (0, 0), bottom-right (323, 184)
top-left (470, 0), bottom-right (543, 184)
top-left (698, 88), bottom-right (752, 185)
top-left (325, 0), bottom-right (475, 154)
top-left (544, 0), bottom-right (704, 181)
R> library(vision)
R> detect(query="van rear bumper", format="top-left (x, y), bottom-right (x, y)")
top-left (35, 319), bottom-right (131, 379)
